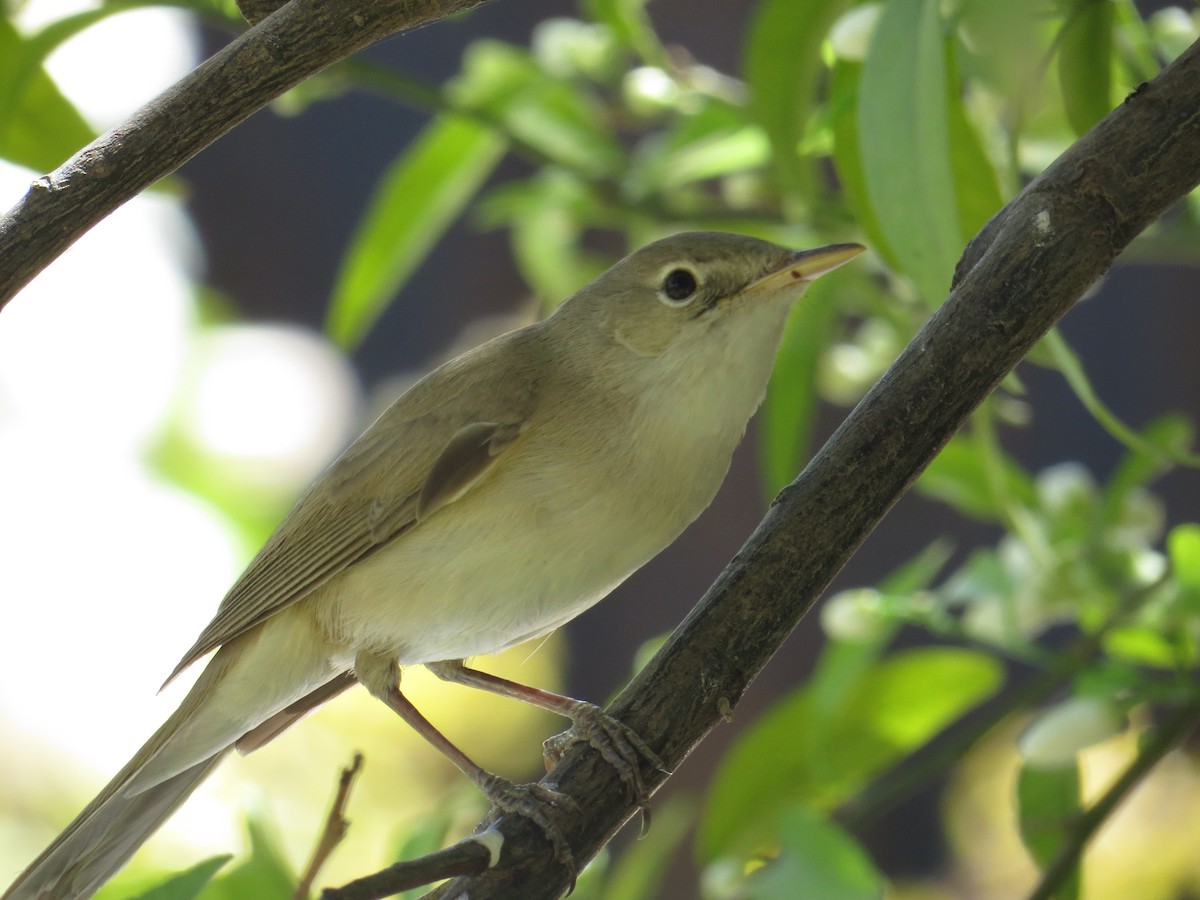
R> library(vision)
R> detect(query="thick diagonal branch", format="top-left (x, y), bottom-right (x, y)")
top-left (0, 0), bottom-right (492, 309)
top-left (419, 37), bottom-right (1200, 900)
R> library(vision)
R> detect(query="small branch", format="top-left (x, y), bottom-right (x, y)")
top-left (321, 838), bottom-right (493, 900)
top-left (0, 0), bottom-right (495, 309)
top-left (294, 753), bottom-right (365, 900)
top-left (1028, 693), bottom-right (1200, 900)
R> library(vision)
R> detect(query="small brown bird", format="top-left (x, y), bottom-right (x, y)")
top-left (4, 231), bottom-right (863, 899)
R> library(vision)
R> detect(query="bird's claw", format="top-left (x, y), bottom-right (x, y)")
top-left (543, 702), bottom-right (668, 834)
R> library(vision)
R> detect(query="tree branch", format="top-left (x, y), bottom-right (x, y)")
top-left (0, 0), bottom-right (493, 310)
top-left (412, 37), bottom-right (1200, 900)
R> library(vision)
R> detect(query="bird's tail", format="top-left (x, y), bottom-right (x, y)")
top-left (4, 608), bottom-right (347, 900)
top-left (3, 751), bottom-right (227, 900)
top-left (1, 642), bottom-right (251, 900)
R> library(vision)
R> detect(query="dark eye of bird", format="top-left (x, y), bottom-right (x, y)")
top-left (662, 268), bottom-right (698, 301)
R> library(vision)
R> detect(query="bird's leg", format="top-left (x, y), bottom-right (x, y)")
top-left (355, 652), bottom-right (579, 870)
top-left (426, 659), bottom-right (668, 829)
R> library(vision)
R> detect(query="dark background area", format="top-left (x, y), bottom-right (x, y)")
top-left (181, 1), bottom-right (1200, 890)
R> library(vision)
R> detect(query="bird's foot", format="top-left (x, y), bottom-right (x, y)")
top-left (476, 772), bottom-right (579, 873)
top-left (543, 702), bottom-right (668, 833)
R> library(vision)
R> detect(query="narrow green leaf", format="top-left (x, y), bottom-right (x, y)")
top-left (745, 805), bottom-right (883, 900)
top-left (0, 19), bottom-right (94, 171)
top-left (1017, 763), bottom-right (1083, 900)
top-left (829, 60), bottom-right (900, 271)
top-left (1168, 524), bottom-right (1200, 603)
top-left (1041, 329), bottom-right (1200, 468)
top-left (744, 0), bottom-right (852, 207)
top-left (858, 0), bottom-right (962, 302)
top-left (945, 40), bottom-right (1005, 237)
top-left (1058, 0), bottom-right (1115, 137)
top-left (124, 856), bottom-right (232, 900)
top-left (452, 41), bottom-right (622, 178)
top-left (582, 0), bottom-right (667, 66)
top-left (203, 814), bottom-right (294, 900)
top-left (598, 795), bottom-right (696, 900)
top-left (917, 434), bottom-right (1037, 521)
top-left (1102, 414), bottom-right (1194, 524)
top-left (325, 114), bottom-right (506, 348)
top-left (699, 647), bottom-right (1002, 860)
top-left (759, 279), bottom-right (839, 497)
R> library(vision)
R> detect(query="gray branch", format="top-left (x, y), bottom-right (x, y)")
top-left (414, 37), bottom-right (1200, 900)
top-left (0, 0), bottom-right (493, 309)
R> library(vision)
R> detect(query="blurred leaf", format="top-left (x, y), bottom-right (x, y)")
top-left (829, 60), bottom-right (901, 270)
top-left (202, 815), bottom-right (294, 900)
top-left (744, 0), bottom-right (852, 208)
top-left (917, 434), bottom-right (1037, 520)
top-left (1168, 523), bottom-right (1200, 613)
top-left (1102, 414), bottom-right (1194, 523)
top-left (760, 278), bottom-right (840, 496)
top-left (479, 171), bottom-right (610, 303)
top-left (1057, 0), bottom-right (1114, 136)
top-left (625, 98), bottom-right (768, 198)
top-left (0, 19), bottom-right (94, 170)
top-left (699, 647), bottom-right (1002, 860)
top-left (945, 41), bottom-right (1005, 236)
top-left (1017, 763), bottom-right (1082, 900)
top-left (325, 114), bottom-right (506, 348)
top-left (451, 40), bottom-right (623, 178)
top-left (581, 0), bottom-right (666, 66)
top-left (744, 805), bottom-right (883, 900)
top-left (121, 857), bottom-right (231, 900)
top-left (1040, 329), bottom-right (1200, 467)
top-left (597, 795), bottom-right (696, 900)
top-left (881, 539), bottom-right (955, 595)
top-left (394, 808), bottom-right (457, 900)
top-left (858, 0), bottom-right (961, 303)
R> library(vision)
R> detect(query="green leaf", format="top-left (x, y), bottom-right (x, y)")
top-left (829, 60), bottom-right (901, 271)
top-left (917, 434), bottom-right (1036, 521)
top-left (581, 0), bottom-right (666, 66)
top-left (1057, 0), bottom-right (1115, 136)
top-left (1168, 524), bottom-right (1200, 614)
top-left (858, 0), bottom-right (962, 302)
top-left (1101, 414), bottom-right (1194, 524)
top-left (325, 114), bottom-right (506, 348)
top-left (745, 805), bottom-right (883, 900)
top-left (0, 19), bottom-right (94, 171)
top-left (452, 41), bottom-right (623, 178)
top-left (113, 856), bottom-right (232, 900)
top-left (1040, 329), bottom-right (1200, 468)
top-left (759, 278), bottom-right (840, 497)
top-left (699, 647), bottom-right (1002, 860)
top-left (1017, 763), bottom-right (1082, 900)
top-left (945, 40), bottom-right (1005, 237)
top-left (202, 815), bottom-right (294, 900)
top-left (597, 795), bottom-right (695, 900)
top-left (479, 171), bottom-right (610, 304)
top-left (624, 99), bottom-right (767, 199)
top-left (744, 0), bottom-right (852, 208)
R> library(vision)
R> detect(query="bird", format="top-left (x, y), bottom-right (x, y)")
top-left (4, 230), bottom-right (863, 899)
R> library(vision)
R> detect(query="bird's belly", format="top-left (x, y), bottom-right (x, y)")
top-left (314, 482), bottom-right (686, 664)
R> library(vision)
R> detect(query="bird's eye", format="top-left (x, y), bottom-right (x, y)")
top-left (660, 268), bottom-right (698, 304)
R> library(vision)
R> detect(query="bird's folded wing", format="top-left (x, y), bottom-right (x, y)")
top-left (163, 336), bottom-right (541, 685)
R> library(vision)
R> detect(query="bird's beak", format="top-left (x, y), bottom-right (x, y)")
top-left (745, 243), bottom-right (866, 293)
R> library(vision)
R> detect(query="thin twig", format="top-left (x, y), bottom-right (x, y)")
top-left (294, 753), bottom-right (366, 900)
top-left (1028, 692), bottom-right (1200, 900)
top-left (321, 838), bottom-right (492, 900)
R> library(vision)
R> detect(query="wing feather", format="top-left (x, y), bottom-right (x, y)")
top-left (164, 328), bottom-right (545, 685)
